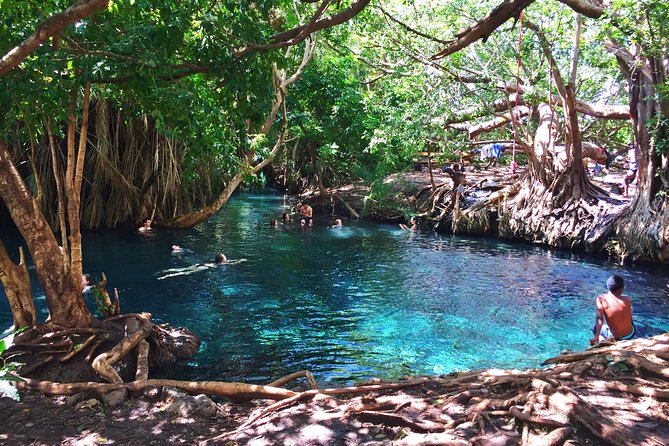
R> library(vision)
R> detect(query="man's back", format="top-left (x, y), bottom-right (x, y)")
top-left (597, 292), bottom-right (633, 338)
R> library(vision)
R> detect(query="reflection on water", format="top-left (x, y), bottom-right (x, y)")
top-left (1, 192), bottom-right (668, 384)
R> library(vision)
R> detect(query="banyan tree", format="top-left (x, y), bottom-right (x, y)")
top-left (365, 0), bottom-right (668, 262)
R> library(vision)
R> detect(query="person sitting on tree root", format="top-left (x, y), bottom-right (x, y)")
top-left (590, 275), bottom-right (635, 345)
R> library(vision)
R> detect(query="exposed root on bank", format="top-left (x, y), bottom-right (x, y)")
top-left (6, 312), bottom-right (200, 384)
top-left (197, 333), bottom-right (667, 445)
top-left (7, 333), bottom-right (669, 445)
top-left (613, 194), bottom-right (669, 262)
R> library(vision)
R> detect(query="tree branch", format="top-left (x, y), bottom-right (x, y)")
top-left (556, 0), bottom-right (605, 19)
top-left (235, 0), bottom-right (371, 57)
top-left (432, 0), bottom-right (535, 60)
top-left (376, 4), bottom-right (450, 45)
top-left (0, 0), bottom-right (110, 77)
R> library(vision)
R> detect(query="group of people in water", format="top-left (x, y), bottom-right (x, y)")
top-left (136, 217), bottom-right (231, 280)
top-left (136, 206), bottom-right (638, 345)
top-left (269, 203), bottom-right (343, 228)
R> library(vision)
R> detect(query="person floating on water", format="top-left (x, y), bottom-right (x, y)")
top-left (300, 203), bottom-right (313, 226)
top-left (270, 219), bottom-right (278, 228)
top-left (332, 218), bottom-right (343, 228)
top-left (282, 212), bottom-right (291, 224)
top-left (590, 275), bottom-right (635, 344)
top-left (138, 218), bottom-right (152, 233)
top-left (399, 216), bottom-right (417, 231)
top-left (156, 252), bottom-right (241, 280)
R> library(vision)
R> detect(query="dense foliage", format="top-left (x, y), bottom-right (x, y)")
top-left (2, 1), bottom-right (659, 198)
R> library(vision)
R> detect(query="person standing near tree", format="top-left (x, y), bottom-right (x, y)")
top-left (590, 275), bottom-right (635, 344)
top-left (623, 146), bottom-right (638, 198)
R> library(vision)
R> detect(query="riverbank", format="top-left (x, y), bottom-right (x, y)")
top-left (3, 333), bottom-right (668, 445)
top-left (300, 164), bottom-right (637, 257)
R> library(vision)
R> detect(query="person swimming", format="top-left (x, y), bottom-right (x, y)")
top-left (299, 203), bottom-right (313, 226)
top-left (138, 218), bottom-right (152, 233)
top-left (332, 218), bottom-right (343, 227)
top-left (156, 253), bottom-right (241, 280)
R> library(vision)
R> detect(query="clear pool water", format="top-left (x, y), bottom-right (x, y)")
top-left (1, 192), bottom-right (668, 385)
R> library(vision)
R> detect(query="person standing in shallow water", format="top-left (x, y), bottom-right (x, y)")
top-left (300, 203), bottom-right (313, 226)
top-left (590, 275), bottom-right (635, 344)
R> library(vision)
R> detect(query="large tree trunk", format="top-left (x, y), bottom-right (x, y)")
top-left (64, 82), bottom-right (92, 286)
top-left (609, 44), bottom-right (669, 261)
top-left (0, 243), bottom-right (36, 328)
top-left (0, 141), bottom-right (92, 327)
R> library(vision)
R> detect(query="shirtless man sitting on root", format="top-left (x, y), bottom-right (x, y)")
top-left (590, 275), bottom-right (635, 345)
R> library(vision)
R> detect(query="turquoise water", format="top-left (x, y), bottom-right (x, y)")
top-left (1, 192), bottom-right (668, 385)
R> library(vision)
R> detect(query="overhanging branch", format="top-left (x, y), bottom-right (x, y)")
top-left (376, 4), bottom-right (450, 45)
top-left (236, 0), bottom-right (371, 57)
top-left (0, 0), bottom-right (109, 77)
top-left (432, 0), bottom-right (535, 60)
top-left (556, 0), bottom-right (605, 19)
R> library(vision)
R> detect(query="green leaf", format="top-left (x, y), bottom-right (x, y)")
top-left (0, 380), bottom-right (20, 401)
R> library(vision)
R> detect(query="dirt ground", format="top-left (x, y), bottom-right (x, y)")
top-left (2, 333), bottom-right (668, 446)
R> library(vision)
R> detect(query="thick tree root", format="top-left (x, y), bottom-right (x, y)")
top-left (92, 314), bottom-right (153, 383)
top-left (7, 313), bottom-right (199, 383)
top-left (267, 370), bottom-right (318, 389)
top-left (15, 377), bottom-right (297, 401)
